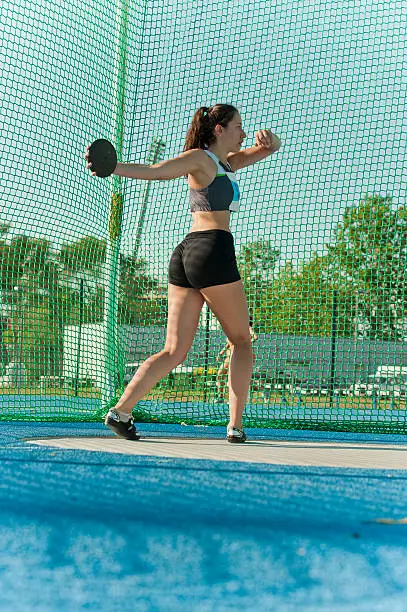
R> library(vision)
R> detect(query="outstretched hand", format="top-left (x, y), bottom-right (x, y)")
top-left (84, 145), bottom-right (97, 177)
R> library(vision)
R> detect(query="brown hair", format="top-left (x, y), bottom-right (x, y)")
top-left (184, 104), bottom-right (238, 151)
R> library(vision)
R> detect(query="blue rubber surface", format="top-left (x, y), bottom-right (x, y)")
top-left (1, 422), bottom-right (407, 611)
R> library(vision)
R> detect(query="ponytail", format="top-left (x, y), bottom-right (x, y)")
top-left (184, 104), bottom-right (238, 151)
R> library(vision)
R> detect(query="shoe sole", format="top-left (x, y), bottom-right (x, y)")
top-left (105, 420), bottom-right (140, 441)
top-left (227, 436), bottom-right (247, 443)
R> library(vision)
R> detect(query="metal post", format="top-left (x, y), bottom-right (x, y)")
top-left (12, 284), bottom-right (26, 390)
top-left (133, 139), bottom-right (166, 259)
top-left (102, 0), bottom-right (140, 408)
top-left (203, 304), bottom-right (210, 404)
top-left (74, 278), bottom-right (84, 397)
top-left (329, 289), bottom-right (338, 408)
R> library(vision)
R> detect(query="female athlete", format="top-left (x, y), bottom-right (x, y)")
top-left (85, 104), bottom-right (280, 442)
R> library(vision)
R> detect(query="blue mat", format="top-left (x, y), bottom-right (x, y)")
top-left (1, 422), bottom-right (407, 611)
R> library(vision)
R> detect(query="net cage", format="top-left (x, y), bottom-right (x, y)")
top-left (1, 0), bottom-right (406, 432)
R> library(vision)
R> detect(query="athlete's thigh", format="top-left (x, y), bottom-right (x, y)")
top-left (199, 280), bottom-right (251, 345)
top-left (165, 283), bottom-right (205, 356)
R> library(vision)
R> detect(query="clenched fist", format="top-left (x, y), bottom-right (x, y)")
top-left (255, 129), bottom-right (281, 151)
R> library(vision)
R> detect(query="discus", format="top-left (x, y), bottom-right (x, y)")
top-left (86, 139), bottom-right (118, 178)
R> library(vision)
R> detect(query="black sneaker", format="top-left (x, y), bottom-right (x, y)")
top-left (226, 426), bottom-right (247, 443)
top-left (104, 409), bottom-right (140, 440)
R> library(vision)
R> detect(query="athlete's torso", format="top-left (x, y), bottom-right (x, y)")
top-left (188, 150), bottom-right (240, 232)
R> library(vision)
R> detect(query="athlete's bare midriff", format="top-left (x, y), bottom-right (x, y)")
top-left (190, 210), bottom-right (231, 233)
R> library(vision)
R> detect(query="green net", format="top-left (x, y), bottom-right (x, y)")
top-left (1, 0), bottom-right (406, 433)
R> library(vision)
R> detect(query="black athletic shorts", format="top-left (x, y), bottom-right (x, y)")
top-left (168, 229), bottom-right (241, 289)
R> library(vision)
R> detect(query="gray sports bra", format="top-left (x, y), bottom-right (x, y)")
top-left (189, 150), bottom-right (240, 213)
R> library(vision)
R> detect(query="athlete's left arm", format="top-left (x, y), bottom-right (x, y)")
top-left (227, 130), bottom-right (281, 171)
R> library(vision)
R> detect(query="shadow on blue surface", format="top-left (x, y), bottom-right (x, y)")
top-left (1, 422), bottom-right (407, 611)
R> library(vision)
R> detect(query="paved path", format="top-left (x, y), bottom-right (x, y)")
top-left (27, 436), bottom-right (407, 469)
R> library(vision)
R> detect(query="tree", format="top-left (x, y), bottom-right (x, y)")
top-left (57, 237), bottom-right (167, 325)
top-left (236, 240), bottom-right (280, 328)
top-left (263, 255), bottom-right (353, 337)
top-left (327, 195), bottom-right (407, 341)
top-left (57, 236), bottom-right (106, 324)
top-left (0, 229), bottom-right (168, 381)
top-left (118, 254), bottom-right (167, 325)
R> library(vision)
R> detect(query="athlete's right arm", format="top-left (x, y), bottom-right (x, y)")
top-left (113, 149), bottom-right (204, 181)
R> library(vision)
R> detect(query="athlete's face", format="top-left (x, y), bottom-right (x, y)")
top-left (220, 113), bottom-right (246, 152)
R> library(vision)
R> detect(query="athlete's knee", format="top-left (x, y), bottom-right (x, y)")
top-left (228, 335), bottom-right (252, 349)
top-left (163, 346), bottom-right (188, 366)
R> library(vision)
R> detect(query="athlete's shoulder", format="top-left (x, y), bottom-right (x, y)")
top-left (182, 148), bottom-right (214, 175)
top-left (182, 148), bottom-right (210, 161)
top-left (181, 148), bottom-right (205, 155)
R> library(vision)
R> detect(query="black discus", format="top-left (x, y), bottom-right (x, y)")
top-left (87, 139), bottom-right (118, 178)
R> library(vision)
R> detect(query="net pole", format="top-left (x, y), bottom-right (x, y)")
top-left (204, 305), bottom-right (210, 404)
top-left (133, 139), bottom-right (166, 259)
top-left (101, 0), bottom-right (129, 408)
top-left (329, 290), bottom-right (339, 409)
top-left (73, 278), bottom-right (85, 398)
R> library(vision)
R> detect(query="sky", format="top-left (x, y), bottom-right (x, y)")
top-left (1, 0), bottom-right (406, 285)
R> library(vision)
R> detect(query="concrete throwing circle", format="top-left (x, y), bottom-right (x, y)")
top-left (26, 437), bottom-right (407, 470)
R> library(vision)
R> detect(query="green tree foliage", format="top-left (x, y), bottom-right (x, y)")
top-left (0, 229), bottom-right (167, 379)
top-left (263, 256), bottom-right (352, 337)
top-left (236, 240), bottom-right (280, 328)
top-left (3, 303), bottom-right (60, 380)
top-left (327, 195), bottom-right (407, 341)
top-left (0, 231), bottom-right (65, 378)
top-left (118, 254), bottom-right (167, 325)
top-left (1, 192), bottom-right (405, 383)
top-left (57, 236), bottom-right (107, 325)
top-left (58, 236), bottom-right (167, 325)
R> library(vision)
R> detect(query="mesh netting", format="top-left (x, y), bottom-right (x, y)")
top-left (1, 0), bottom-right (406, 432)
